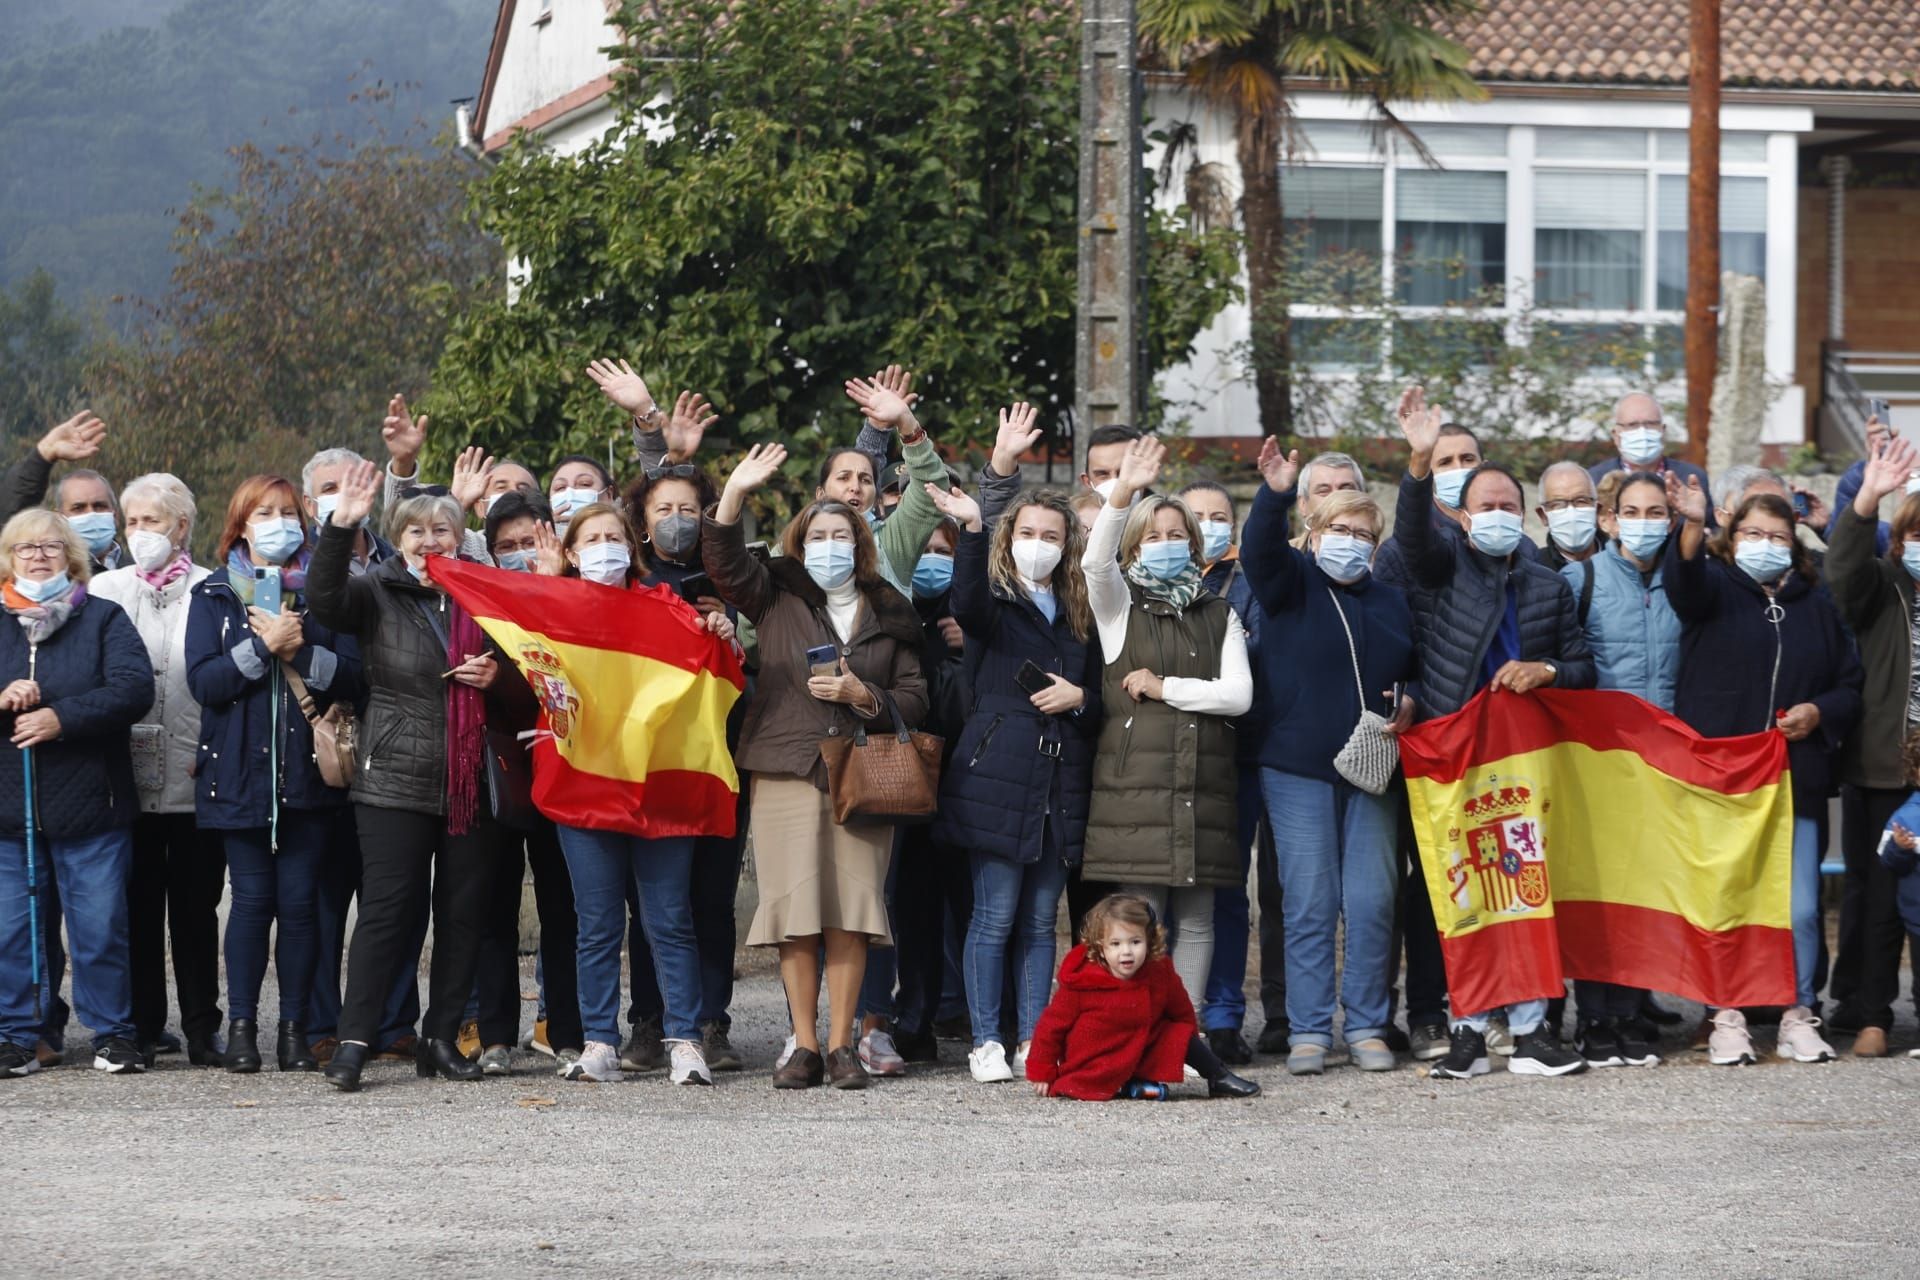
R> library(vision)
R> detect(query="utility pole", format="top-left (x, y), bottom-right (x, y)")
top-left (1074, 0), bottom-right (1145, 481)
top-left (1685, 0), bottom-right (1720, 467)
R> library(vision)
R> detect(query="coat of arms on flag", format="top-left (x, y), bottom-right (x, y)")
top-left (1444, 775), bottom-right (1550, 920)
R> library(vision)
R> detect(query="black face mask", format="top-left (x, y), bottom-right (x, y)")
top-left (652, 513), bottom-right (699, 560)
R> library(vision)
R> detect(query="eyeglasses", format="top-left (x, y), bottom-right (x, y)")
top-left (1321, 522), bottom-right (1378, 545)
top-left (644, 463), bottom-right (699, 481)
top-left (399, 484), bottom-right (451, 500)
top-left (9, 541), bottom-right (67, 560)
top-left (1540, 497), bottom-right (1597, 512)
top-left (1733, 526), bottom-right (1794, 548)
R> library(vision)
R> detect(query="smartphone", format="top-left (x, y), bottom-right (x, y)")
top-left (1791, 491), bottom-right (1811, 521)
top-left (1014, 660), bottom-right (1053, 696)
top-left (1868, 396), bottom-right (1892, 424)
top-left (254, 567), bottom-right (282, 615)
top-left (806, 643), bottom-right (840, 677)
top-left (678, 571), bottom-right (716, 605)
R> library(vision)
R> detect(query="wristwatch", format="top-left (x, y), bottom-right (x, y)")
top-left (1541, 661), bottom-right (1558, 685)
top-left (634, 403), bottom-right (667, 430)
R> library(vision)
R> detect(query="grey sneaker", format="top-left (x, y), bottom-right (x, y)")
top-left (476, 1045), bottom-right (512, 1076)
top-left (701, 1022), bottom-right (743, 1072)
top-left (554, 1047), bottom-right (582, 1071)
top-left (857, 1029), bottom-right (908, 1077)
top-left (668, 1040), bottom-right (713, 1086)
top-left (1286, 1044), bottom-right (1326, 1076)
top-left (619, 1017), bottom-right (665, 1072)
top-left (1348, 1037), bottom-right (1397, 1072)
top-left (561, 1041), bottom-right (621, 1082)
top-left (1408, 1021), bottom-right (1451, 1062)
top-left (1776, 1006), bottom-right (1835, 1064)
top-left (1484, 1014), bottom-right (1515, 1057)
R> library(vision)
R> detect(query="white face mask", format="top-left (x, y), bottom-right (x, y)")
top-left (576, 542), bottom-right (631, 586)
top-left (1545, 506), bottom-right (1597, 553)
top-left (1619, 426), bottom-right (1665, 465)
top-left (128, 529), bottom-right (177, 573)
top-left (1011, 538), bottom-right (1063, 583)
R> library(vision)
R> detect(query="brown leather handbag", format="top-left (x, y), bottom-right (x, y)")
top-left (282, 663), bottom-right (357, 790)
top-left (818, 693), bottom-right (943, 824)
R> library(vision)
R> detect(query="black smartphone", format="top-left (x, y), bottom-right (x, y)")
top-left (678, 571), bottom-right (715, 605)
top-left (1014, 660), bottom-right (1052, 696)
top-left (806, 643), bottom-right (840, 677)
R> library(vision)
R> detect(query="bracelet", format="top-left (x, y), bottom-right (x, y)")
top-left (634, 405), bottom-right (666, 430)
top-left (900, 424), bottom-right (927, 446)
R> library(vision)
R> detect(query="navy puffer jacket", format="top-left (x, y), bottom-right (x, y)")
top-left (0, 590), bottom-right (154, 838)
top-left (934, 528), bottom-right (1102, 865)
top-left (1391, 473), bottom-right (1596, 720)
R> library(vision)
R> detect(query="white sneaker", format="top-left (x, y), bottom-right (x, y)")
top-left (775, 1034), bottom-right (797, 1070)
top-left (668, 1040), bottom-right (713, 1086)
top-left (560, 1040), bottom-right (621, 1082)
top-left (968, 1040), bottom-right (1014, 1083)
top-left (1776, 1006), bottom-right (1835, 1063)
top-left (1012, 1042), bottom-right (1030, 1078)
top-left (1707, 1008), bottom-right (1756, 1066)
top-left (858, 1029), bottom-right (908, 1077)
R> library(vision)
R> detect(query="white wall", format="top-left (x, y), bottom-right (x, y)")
top-left (483, 0), bottom-right (619, 141)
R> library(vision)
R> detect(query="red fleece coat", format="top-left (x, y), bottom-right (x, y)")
top-left (1025, 945), bottom-right (1195, 1100)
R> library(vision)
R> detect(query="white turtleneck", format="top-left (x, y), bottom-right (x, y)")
top-left (823, 578), bottom-right (862, 643)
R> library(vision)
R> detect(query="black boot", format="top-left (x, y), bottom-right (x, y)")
top-left (185, 1028), bottom-right (225, 1068)
top-left (224, 1019), bottom-right (261, 1074)
top-left (323, 1041), bottom-right (369, 1092)
top-left (1187, 1032), bottom-right (1261, 1099)
top-left (277, 1021), bottom-right (318, 1072)
top-left (415, 1037), bottom-right (484, 1082)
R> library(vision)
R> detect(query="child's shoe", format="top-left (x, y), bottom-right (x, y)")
top-left (1121, 1080), bottom-right (1171, 1100)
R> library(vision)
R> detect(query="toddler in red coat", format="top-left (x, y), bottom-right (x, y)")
top-left (1026, 894), bottom-right (1201, 1101)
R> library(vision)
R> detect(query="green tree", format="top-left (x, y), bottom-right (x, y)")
top-left (88, 100), bottom-right (499, 522)
top-left (1140, 0), bottom-right (1485, 439)
top-left (0, 269), bottom-right (91, 444)
top-left (424, 0), bottom-right (1241, 486)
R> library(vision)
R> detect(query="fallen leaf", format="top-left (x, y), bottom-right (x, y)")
top-left (515, 1095), bottom-right (557, 1108)
top-left (233, 1100), bottom-right (259, 1109)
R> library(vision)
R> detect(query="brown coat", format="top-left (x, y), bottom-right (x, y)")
top-left (702, 514), bottom-right (928, 783)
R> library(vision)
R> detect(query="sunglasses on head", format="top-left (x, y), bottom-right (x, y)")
top-left (399, 484), bottom-right (451, 500)
top-left (644, 463), bottom-right (699, 481)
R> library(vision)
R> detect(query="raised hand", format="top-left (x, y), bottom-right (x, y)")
top-left (450, 446), bottom-right (497, 513)
top-left (725, 442), bottom-right (787, 496)
top-left (991, 402), bottom-right (1043, 476)
top-left (1257, 436), bottom-right (1302, 494)
top-left (875, 364), bottom-right (919, 408)
top-left (924, 482), bottom-right (982, 532)
top-left (1396, 384), bottom-right (1443, 464)
top-left (37, 410), bottom-right (106, 464)
top-left (1110, 435), bottom-right (1166, 507)
top-left (531, 521), bottom-right (567, 576)
top-left (844, 368), bottom-right (917, 433)
top-left (664, 391), bottom-right (719, 461)
top-left (382, 394), bottom-right (427, 473)
top-left (1856, 433), bottom-right (1920, 513)
top-left (1665, 471), bottom-right (1709, 527)
top-left (586, 358), bottom-right (659, 419)
top-left (332, 460), bottom-right (381, 528)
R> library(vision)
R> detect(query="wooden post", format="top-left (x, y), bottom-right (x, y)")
top-left (1684, 0), bottom-right (1720, 467)
top-left (1075, 0), bottom-right (1145, 482)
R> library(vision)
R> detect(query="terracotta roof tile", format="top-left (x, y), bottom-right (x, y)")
top-left (1441, 0), bottom-right (1920, 92)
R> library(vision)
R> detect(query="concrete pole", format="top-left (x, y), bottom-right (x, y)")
top-left (1684, 0), bottom-right (1720, 468)
top-left (1074, 0), bottom-right (1145, 481)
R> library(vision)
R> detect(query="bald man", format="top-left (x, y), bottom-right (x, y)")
top-left (1587, 392), bottom-right (1716, 529)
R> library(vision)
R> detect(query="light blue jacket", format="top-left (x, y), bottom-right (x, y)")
top-left (1562, 544), bottom-right (1682, 712)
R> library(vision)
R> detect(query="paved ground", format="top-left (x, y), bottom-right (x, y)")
top-left (7, 948), bottom-right (1920, 1279)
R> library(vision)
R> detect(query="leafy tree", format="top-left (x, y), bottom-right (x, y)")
top-left (424, 0), bottom-right (1242, 487)
top-left (1140, 0), bottom-right (1485, 439)
top-left (88, 100), bottom-right (499, 523)
top-left (0, 270), bottom-right (91, 445)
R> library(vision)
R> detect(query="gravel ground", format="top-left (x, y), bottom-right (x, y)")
top-left (6, 948), bottom-right (1920, 1279)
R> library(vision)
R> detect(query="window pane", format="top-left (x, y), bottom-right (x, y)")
top-left (1535, 171), bottom-right (1644, 309)
top-left (1655, 175), bottom-right (1768, 308)
top-left (1293, 318), bottom-right (1382, 371)
top-left (1403, 124), bottom-right (1508, 159)
top-left (1652, 324), bottom-right (1684, 376)
top-left (1538, 127), bottom-right (1646, 161)
top-left (1656, 130), bottom-right (1769, 164)
top-left (1392, 318), bottom-right (1508, 373)
top-left (1284, 167), bottom-right (1383, 302)
top-left (1534, 323), bottom-right (1650, 377)
top-left (1295, 120), bottom-right (1378, 158)
top-left (1395, 170), bottom-right (1507, 304)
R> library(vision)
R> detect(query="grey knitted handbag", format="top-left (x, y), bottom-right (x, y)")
top-left (1327, 592), bottom-right (1398, 795)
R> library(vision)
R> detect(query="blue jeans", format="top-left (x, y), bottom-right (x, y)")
top-left (1790, 814), bottom-right (1822, 1010)
top-left (1202, 762), bottom-right (1280, 1032)
top-left (627, 789), bottom-right (748, 1030)
top-left (1261, 768), bottom-right (1398, 1048)
top-left (308, 806), bottom-right (422, 1049)
top-left (1455, 1000), bottom-right (1546, 1036)
top-left (222, 816), bottom-right (326, 1025)
top-left (559, 827), bottom-right (699, 1044)
top-left (856, 831), bottom-right (905, 1023)
top-left (0, 828), bottom-right (135, 1047)
top-left (964, 852), bottom-right (1069, 1048)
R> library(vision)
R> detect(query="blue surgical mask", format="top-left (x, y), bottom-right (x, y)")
top-left (497, 549), bottom-right (536, 573)
top-left (1433, 467), bottom-right (1471, 509)
top-left (1902, 544), bottom-right (1920, 582)
top-left (864, 507), bottom-right (884, 530)
top-left (912, 552), bottom-right (953, 599)
top-left (578, 542), bottom-right (632, 586)
top-left (805, 540), bottom-right (856, 590)
top-left (248, 517), bottom-right (305, 565)
top-left (14, 571), bottom-right (70, 604)
top-left (68, 511), bottom-right (116, 557)
top-left (1619, 427), bottom-right (1665, 466)
top-left (1734, 540), bottom-right (1793, 584)
top-left (1467, 510), bottom-right (1525, 558)
top-left (1198, 520), bottom-right (1233, 563)
top-left (1546, 507), bottom-right (1597, 553)
top-left (1138, 541), bottom-right (1192, 581)
top-left (1615, 518), bottom-right (1670, 562)
top-left (314, 493), bottom-right (365, 531)
top-left (1315, 534), bottom-right (1373, 584)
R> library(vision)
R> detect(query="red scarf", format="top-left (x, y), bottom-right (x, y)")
top-left (444, 595), bottom-right (488, 835)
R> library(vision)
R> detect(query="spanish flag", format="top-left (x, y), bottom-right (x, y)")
top-left (1400, 689), bottom-right (1795, 1014)
top-left (432, 559), bottom-right (745, 839)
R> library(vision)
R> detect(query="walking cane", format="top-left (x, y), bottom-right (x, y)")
top-left (22, 641), bottom-right (41, 1022)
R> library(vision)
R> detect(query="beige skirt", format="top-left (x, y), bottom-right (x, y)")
top-left (747, 773), bottom-right (894, 948)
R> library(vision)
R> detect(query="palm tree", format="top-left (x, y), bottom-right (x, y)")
top-left (1140, 0), bottom-right (1485, 436)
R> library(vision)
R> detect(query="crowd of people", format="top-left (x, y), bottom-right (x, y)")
top-left (2, 364), bottom-right (1918, 1100)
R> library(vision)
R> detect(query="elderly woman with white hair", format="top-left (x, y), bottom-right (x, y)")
top-left (0, 508), bottom-right (156, 1077)
top-left (90, 474), bottom-right (225, 1065)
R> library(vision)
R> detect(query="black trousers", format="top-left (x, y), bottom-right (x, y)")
top-left (1390, 801), bottom-right (1449, 1026)
top-left (523, 820), bottom-right (583, 1051)
top-left (340, 804), bottom-right (507, 1045)
top-left (1833, 785), bottom-right (1919, 1029)
top-left (474, 819), bottom-right (584, 1051)
top-left (126, 812), bottom-right (226, 1042)
top-left (893, 827), bottom-right (974, 1037)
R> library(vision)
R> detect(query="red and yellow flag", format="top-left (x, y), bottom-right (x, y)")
top-left (1400, 688), bottom-right (1795, 1014)
top-left (432, 559), bottom-right (745, 839)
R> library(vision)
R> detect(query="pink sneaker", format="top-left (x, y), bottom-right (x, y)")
top-left (1776, 1007), bottom-right (1834, 1063)
top-left (857, 1029), bottom-right (908, 1077)
top-left (1706, 1009), bottom-right (1755, 1066)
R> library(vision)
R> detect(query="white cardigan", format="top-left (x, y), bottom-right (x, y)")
top-left (89, 564), bottom-right (211, 815)
top-left (1081, 501), bottom-right (1253, 717)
